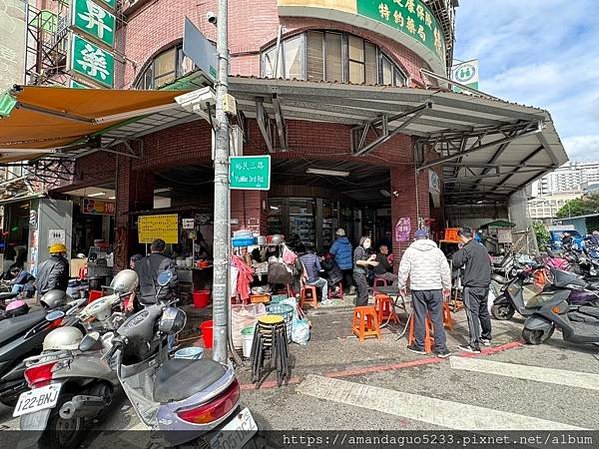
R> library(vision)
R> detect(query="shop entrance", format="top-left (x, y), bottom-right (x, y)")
top-left (267, 159), bottom-right (391, 252)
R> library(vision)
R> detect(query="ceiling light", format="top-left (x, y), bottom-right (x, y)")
top-left (154, 187), bottom-right (173, 194)
top-left (88, 192), bottom-right (105, 197)
top-left (108, 196), bottom-right (116, 200)
top-left (306, 168), bottom-right (350, 177)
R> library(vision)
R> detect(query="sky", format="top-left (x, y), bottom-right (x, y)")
top-left (454, 0), bottom-right (599, 162)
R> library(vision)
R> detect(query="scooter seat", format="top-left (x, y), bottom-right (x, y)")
top-left (0, 292), bottom-right (19, 301)
top-left (0, 310), bottom-right (46, 345)
top-left (578, 306), bottom-right (599, 319)
top-left (153, 358), bottom-right (227, 403)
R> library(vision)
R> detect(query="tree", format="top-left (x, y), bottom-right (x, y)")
top-left (556, 194), bottom-right (599, 219)
top-left (532, 221), bottom-right (550, 251)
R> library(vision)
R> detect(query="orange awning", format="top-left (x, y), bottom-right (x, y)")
top-left (0, 86), bottom-right (185, 163)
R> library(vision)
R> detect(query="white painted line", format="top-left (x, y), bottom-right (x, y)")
top-left (450, 356), bottom-right (599, 391)
top-left (297, 375), bottom-right (585, 430)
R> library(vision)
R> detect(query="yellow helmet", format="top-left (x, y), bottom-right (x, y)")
top-left (49, 243), bottom-right (68, 254)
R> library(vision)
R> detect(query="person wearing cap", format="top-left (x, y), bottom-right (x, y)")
top-left (330, 228), bottom-right (354, 293)
top-left (397, 228), bottom-right (452, 358)
top-left (35, 243), bottom-right (70, 295)
top-left (452, 226), bottom-right (492, 353)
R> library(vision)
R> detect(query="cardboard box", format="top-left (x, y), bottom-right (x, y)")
top-left (70, 258), bottom-right (88, 278)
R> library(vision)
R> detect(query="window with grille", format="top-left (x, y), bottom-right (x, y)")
top-left (261, 31), bottom-right (407, 87)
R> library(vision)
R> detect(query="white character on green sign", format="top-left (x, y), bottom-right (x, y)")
top-left (78, 43), bottom-right (109, 80)
top-left (79, 0), bottom-right (113, 40)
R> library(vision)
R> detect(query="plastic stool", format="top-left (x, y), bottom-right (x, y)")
top-left (374, 294), bottom-right (399, 323)
top-left (408, 314), bottom-right (435, 353)
top-left (329, 283), bottom-right (344, 299)
top-left (442, 301), bottom-right (454, 331)
top-left (352, 306), bottom-right (381, 342)
top-left (373, 277), bottom-right (388, 288)
top-left (300, 285), bottom-right (318, 309)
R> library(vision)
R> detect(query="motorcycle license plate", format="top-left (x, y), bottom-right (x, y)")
top-left (210, 408), bottom-right (258, 449)
top-left (13, 383), bottom-right (61, 417)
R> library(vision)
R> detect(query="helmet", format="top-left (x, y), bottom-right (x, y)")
top-left (40, 290), bottom-right (70, 310)
top-left (269, 234), bottom-right (285, 245)
top-left (110, 269), bottom-right (139, 294)
top-left (49, 243), bottom-right (68, 254)
top-left (43, 327), bottom-right (84, 351)
top-left (5, 300), bottom-right (29, 318)
top-left (158, 307), bottom-right (187, 335)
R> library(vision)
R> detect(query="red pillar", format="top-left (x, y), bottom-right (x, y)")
top-left (390, 164), bottom-right (430, 271)
top-left (231, 190), bottom-right (268, 236)
top-left (114, 157), bottom-right (155, 270)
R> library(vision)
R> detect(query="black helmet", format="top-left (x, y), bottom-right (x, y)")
top-left (40, 290), bottom-right (70, 310)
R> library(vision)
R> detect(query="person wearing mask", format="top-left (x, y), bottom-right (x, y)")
top-left (373, 244), bottom-right (397, 284)
top-left (353, 236), bottom-right (378, 307)
top-left (330, 228), bottom-right (354, 293)
top-left (35, 243), bottom-right (70, 295)
top-left (397, 229), bottom-right (452, 358)
top-left (299, 250), bottom-right (330, 305)
top-left (134, 239), bottom-right (178, 305)
top-left (452, 227), bottom-right (493, 353)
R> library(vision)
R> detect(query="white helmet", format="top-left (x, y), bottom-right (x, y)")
top-left (43, 327), bottom-right (84, 351)
top-left (110, 269), bottom-right (139, 294)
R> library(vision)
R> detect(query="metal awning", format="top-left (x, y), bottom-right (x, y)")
top-left (0, 79), bottom-right (568, 204)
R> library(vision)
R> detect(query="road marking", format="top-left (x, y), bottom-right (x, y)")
top-left (297, 374), bottom-right (586, 430)
top-left (450, 356), bottom-right (599, 391)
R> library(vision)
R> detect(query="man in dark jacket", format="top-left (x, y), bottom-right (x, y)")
top-left (373, 244), bottom-right (397, 283)
top-left (452, 227), bottom-right (492, 353)
top-left (35, 243), bottom-right (70, 295)
top-left (135, 239), bottom-right (178, 304)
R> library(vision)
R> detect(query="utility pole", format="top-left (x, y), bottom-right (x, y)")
top-left (212, 0), bottom-right (230, 363)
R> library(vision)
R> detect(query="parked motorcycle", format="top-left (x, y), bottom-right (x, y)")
top-left (522, 272), bottom-right (599, 345)
top-left (16, 270), bottom-right (138, 449)
top-left (0, 291), bottom-right (85, 407)
top-left (492, 266), bottom-right (599, 322)
top-left (104, 271), bottom-right (258, 448)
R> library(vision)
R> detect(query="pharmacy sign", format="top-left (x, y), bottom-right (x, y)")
top-left (70, 35), bottom-right (114, 87)
top-left (71, 0), bottom-right (115, 47)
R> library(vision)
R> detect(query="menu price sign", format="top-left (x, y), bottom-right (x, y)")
top-left (138, 214), bottom-right (179, 244)
top-left (82, 198), bottom-right (115, 215)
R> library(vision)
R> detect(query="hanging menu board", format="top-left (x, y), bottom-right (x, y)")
top-left (138, 214), bottom-right (179, 244)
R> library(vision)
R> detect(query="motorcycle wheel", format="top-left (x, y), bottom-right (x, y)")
top-left (39, 394), bottom-right (85, 449)
top-left (491, 303), bottom-right (515, 321)
top-left (522, 326), bottom-right (555, 345)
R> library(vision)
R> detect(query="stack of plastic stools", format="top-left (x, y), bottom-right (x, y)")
top-left (352, 306), bottom-right (381, 342)
top-left (250, 315), bottom-right (291, 388)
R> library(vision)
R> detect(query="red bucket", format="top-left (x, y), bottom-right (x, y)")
top-left (193, 290), bottom-right (211, 309)
top-left (200, 320), bottom-right (213, 349)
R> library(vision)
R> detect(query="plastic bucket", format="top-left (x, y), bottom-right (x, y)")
top-left (241, 326), bottom-right (255, 358)
top-left (200, 320), bottom-right (214, 348)
top-left (193, 290), bottom-right (211, 308)
top-left (174, 347), bottom-right (204, 360)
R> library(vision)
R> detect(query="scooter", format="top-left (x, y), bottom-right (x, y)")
top-left (0, 293), bottom-right (86, 407)
top-left (104, 271), bottom-right (258, 448)
top-left (491, 266), bottom-right (598, 321)
top-left (522, 281), bottom-right (599, 345)
top-left (16, 272), bottom-right (136, 449)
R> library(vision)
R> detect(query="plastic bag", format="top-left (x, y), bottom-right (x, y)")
top-left (231, 303), bottom-right (266, 349)
top-left (282, 244), bottom-right (298, 265)
top-left (292, 315), bottom-right (310, 345)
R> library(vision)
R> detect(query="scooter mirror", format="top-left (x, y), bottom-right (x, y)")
top-left (45, 310), bottom-right (65, 322)
top-left (79, 331), bottom-right (102, 352)
top-left (157, 270), bottom-right (173, 287)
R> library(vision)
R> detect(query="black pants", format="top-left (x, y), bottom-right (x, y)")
top-left (412, 290), bottom-right (448, 352)
top-left (353, 271), bottom-right (369, 306)
top-left (341, 269), bottom-right (354, 290)
top-left (463, 286), bottom-right (492, 347)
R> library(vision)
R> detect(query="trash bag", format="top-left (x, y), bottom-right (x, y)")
top-left (292, 317), bottom-right (310, 345)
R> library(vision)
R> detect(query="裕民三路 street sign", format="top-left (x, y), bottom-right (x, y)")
top-left (229, 155), bottom-right (271, 191)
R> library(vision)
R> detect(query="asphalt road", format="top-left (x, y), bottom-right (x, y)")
top-left (2, 303), bottom-right (598, 446)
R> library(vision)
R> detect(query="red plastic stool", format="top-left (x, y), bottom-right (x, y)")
top-left (373, 277), bottom-right (388, 288)
top-left (300, 285), bottom-right (318, 309)
top-left (352, 306), bottom-right (381, 342)
top-left (408, 313), bottom-right (435, 353)
top-left (374, 294), bottom-right (399, 324)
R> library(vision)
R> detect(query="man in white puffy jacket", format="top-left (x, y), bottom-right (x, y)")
top-left (397, 228), bottom-right (452, 358)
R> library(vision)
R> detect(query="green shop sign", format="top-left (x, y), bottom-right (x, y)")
top-left (70, 35), bottom-right (114, 87)
top-left (71, 0), bottom-right (116, 47)
top-left (99, 0), bottom-right (116, 9)
top-left (230, 155), bottom-right (271, 191)
top-left (357, 0), bottom-right (444, 62)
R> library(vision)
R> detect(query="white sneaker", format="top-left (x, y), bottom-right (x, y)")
top-left (321, 299), bottom-right (332, 306)
top-left (480, 339), bottom-right (491, 347)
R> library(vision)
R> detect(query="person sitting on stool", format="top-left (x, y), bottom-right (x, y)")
top-left (373, 244), bottom-right (397, 284)
top-left (299, 250), bottom-right (331, 305)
